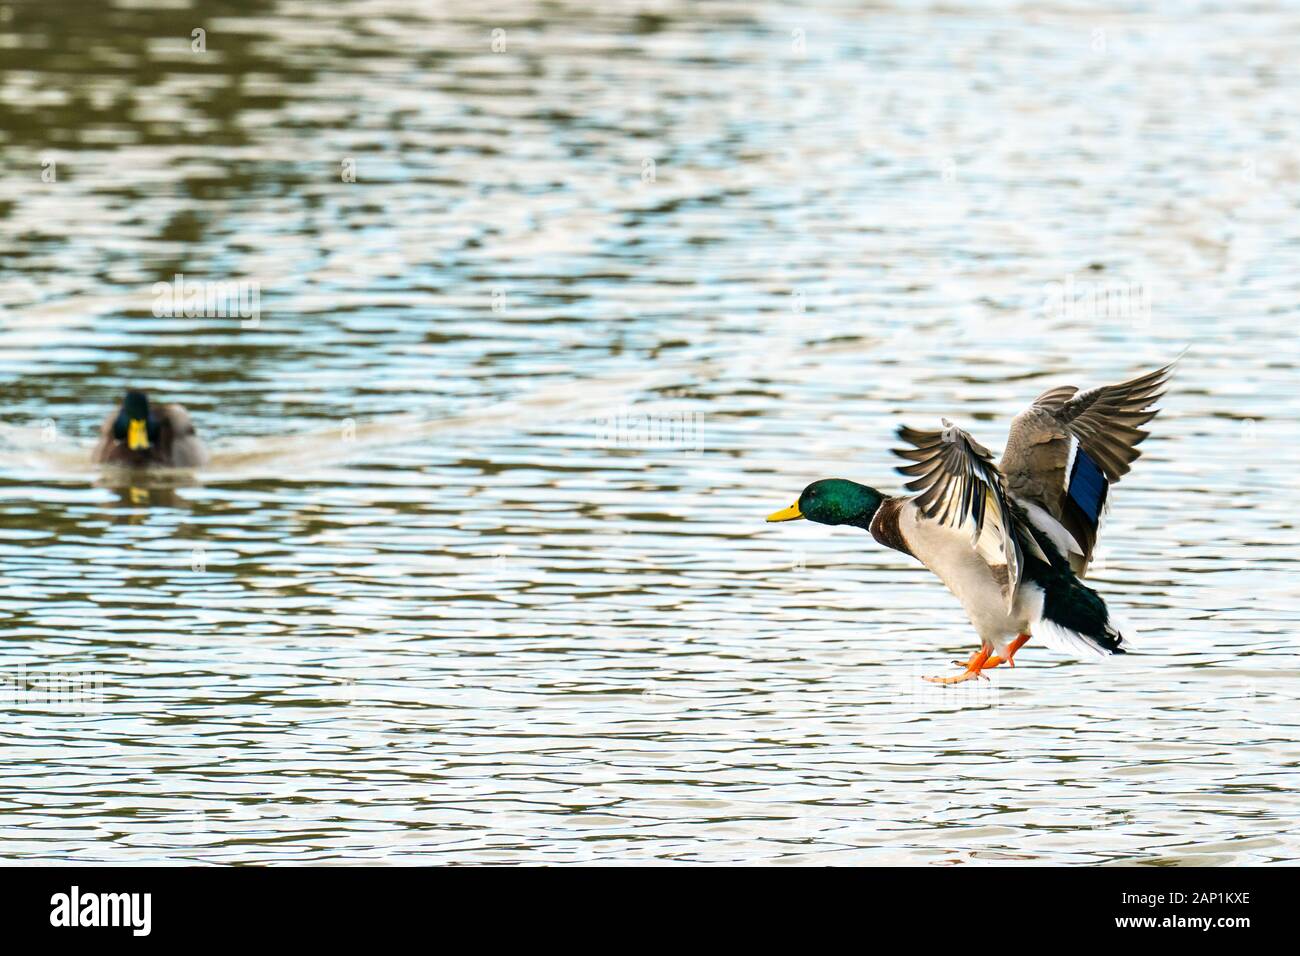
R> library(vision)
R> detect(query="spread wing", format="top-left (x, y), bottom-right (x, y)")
top-left (894, 419), bottom-right (1047, 612)
top-left (999, 360), bottom-right (1173, 575)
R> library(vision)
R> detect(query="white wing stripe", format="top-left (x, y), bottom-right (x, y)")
top-left (1018, 498), bottom-right (1083, 559)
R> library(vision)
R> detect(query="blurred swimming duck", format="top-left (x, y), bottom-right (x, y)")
top-left (93, 389), bottom-right (208, 469)
top-left (766, 360), bottom-right (1174, 683)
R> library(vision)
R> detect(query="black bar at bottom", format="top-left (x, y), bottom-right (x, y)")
top-left (0, 864), bottom-right (1278, 943)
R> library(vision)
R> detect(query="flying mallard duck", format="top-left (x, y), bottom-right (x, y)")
top-left (92, 389), bottom-right (208, 469)
top-left (766, 360), bottom-right (1173, 683)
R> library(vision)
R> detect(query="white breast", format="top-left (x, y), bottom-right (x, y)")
top-left (898, 499), bottom-right (1040, 648)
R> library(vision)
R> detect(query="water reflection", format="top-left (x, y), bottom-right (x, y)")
top-left (0, 1), bottom-right (1297, 865)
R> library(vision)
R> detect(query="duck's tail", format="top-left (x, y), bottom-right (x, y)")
top-left (1031, 575), bottom-right (1131, 659)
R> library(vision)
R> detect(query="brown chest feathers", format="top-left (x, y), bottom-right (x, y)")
top-left (869, 497), bottom-right (914, 558)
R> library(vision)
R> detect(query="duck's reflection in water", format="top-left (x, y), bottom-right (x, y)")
top-left (96, 470), bottom-right (199, 511)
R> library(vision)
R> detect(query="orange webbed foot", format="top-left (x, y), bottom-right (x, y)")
top-left (1002, 633), bottom-right (1030, 668)
top-left (960, 634), bottom-right (1030, 671)
top-left (926, 646), bottom-right (993, 684)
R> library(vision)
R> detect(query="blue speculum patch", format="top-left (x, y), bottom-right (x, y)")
top-left (1068, 448), bottom-right (1107, 525)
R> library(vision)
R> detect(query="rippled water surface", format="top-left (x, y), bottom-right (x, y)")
top-left (1, 0), bottom-right (1298, 864)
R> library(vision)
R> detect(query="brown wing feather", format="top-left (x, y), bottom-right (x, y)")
top-left (1000, 359), bottom-right (1175, 574)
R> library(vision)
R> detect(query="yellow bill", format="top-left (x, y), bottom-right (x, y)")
top-left (766, 501), bottom-right (804, 522)
top-left (127, 418), bottom-right (150, 450)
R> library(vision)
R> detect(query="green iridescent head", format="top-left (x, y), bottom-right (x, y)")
top-left (766, 479), bottom-right (885, 529)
